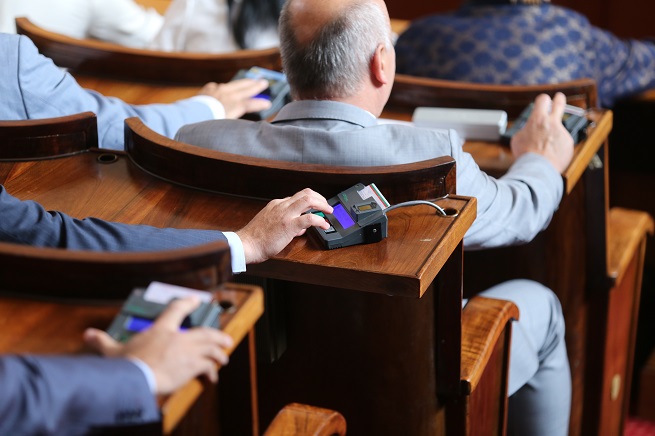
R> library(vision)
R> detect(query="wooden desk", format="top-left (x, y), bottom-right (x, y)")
top-left (462, 111), bottom-right (617, 436)
top-left (0, 150), bottom-right (475, 435)
top-left (0, 282), bottom-right (263, 435)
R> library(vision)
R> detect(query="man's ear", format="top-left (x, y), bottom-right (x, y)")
top-left (371, 43), bottom-right (391, 87)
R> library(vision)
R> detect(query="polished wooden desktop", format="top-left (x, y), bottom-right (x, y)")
top-left (0, 282), bottom-right (263, 435)
top-left (0, 149), bottom-right (475, 435)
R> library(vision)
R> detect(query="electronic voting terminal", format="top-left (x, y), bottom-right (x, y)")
top-left (309, 183), bottom-right (389, 249)
top-left (106, 282), bottom-right (222, 342)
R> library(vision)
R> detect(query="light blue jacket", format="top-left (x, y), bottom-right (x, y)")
top-left (0, 34), bottom-right (214, 150)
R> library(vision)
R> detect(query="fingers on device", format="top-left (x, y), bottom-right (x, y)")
top-left (231, 66), bottom-right (291, 120)
top-left (308, 183), bottom-right (390, 250)
top-left (500, 103), bottom-right (589, 144)
top-left (106, 282), bottom-right (223, 343)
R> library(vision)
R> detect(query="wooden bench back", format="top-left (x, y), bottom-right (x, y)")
top-left (124, 117), bottom-right (456, 204)
top-left (16, 17), bottom-right (281, 85)
top-left (0, 240), bottom-right (231, 299)
top-left (0, 112), bottom-right (97, 161)
top-left (387, 74), bottom-right (598, 118)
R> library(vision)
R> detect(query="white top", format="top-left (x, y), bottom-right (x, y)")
top-left (149, 0), bottom-right (279, 53)
top-left (0, 0), bottom-right (164, 48)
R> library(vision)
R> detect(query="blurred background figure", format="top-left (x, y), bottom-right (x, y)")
top-left (394, 0), bottom-right (655, 107)
top-left (0, 0), bottom-right (164, 48)
top-left (150, 0), bottom-right (285, 53)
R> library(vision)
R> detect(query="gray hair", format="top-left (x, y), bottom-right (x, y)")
top-left (279, 0), bottom-right (392, 99)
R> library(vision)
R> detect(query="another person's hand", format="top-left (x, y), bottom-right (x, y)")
top-left (83, 297), bottom-right (233, 396)
top-left (198, 78), bottom-right (272, 119)
top-left (236, 188), bottom-right (334, 264)
top-left (510, 92), bottom-right (575, 173)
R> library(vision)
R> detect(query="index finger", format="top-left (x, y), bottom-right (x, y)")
top-left (287, 188), bottom-right (333, 215)
top-left (549, 92), bottom-right (567, 120)
top-left (224, 78), bottom-right (270, 96)
top-left (154, 296), bottom-right (202, 329)
top-left (531, 93), bottom-right (554, 118)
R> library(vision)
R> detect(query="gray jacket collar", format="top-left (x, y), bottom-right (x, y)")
top-left (272, 100), bottom-right (378, 128)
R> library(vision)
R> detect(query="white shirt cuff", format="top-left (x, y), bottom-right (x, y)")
top-left (129, 357), bottom-right (157, 394)
top-left (188, 95), bottom-right (226, 119)
top-left (224, 231), bottom-right (247, 273)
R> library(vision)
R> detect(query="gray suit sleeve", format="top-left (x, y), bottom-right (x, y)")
top-left (457, 150), bottom-right (564, 250)
top-left (0, 355), bottom-right (160, 435)
top-left (0, 185), bottom-right (226, 251)
top-left (15, 35), bottom-right (214, 150)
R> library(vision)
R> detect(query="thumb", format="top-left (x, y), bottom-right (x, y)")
top-left (83, 328), bottom-right (122, 357)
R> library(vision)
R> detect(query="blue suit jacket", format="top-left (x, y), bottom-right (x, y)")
top-left (0, 355), bottom-right (159, 435)
top-left (0, 34), bottom-right (214, 150)
top-left (0, 185), bottom-right (226, 251)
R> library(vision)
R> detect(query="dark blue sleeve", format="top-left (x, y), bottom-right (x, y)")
top-left (0, 185), bottom-right (226, 251)
top-left (588, 25), bottom-right (655, 107)
top-left (0, 355), bottom-right (160, 435)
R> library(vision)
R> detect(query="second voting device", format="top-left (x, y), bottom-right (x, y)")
top-left (106, 282), bottom-right (223, 343)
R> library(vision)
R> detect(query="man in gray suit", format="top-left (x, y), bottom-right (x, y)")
top-left (175, 0), bottom-right (574, 434)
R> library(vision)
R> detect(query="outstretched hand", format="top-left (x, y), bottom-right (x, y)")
top-left (236, 188), bottom-right (334, 264)
top-left (198, 78), bottom-right (272, 119)
top-left (510, 92), bottom-right (575, 173)
top-left (83, 296), bottom-right (234, 396)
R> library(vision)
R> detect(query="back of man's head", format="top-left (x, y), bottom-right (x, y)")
top-left (279, 0), bottom-right (392, 100)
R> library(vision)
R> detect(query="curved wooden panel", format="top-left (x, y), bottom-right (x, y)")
top-left (124, 117), bottom-right (456, 204)
top-left (0, 112), bottom-right (97, 161)
top-left (0, 239), bottom-right (231, 300)
top-left (15, 17), bottom-right (281, 85)
top-left (263, 403), bottom-right (347, 436)
top-left (388, 74), bottom-right (598, 118)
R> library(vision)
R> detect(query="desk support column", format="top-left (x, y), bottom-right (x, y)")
top-left (436, 241), bottom-right (464, 397)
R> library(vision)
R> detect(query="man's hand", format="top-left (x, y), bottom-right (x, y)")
top-left (83, 297), bottom-right (234, 396)
top-left (510, 92), bottom-right (575, 173)
top-left (198, 78), bottom-right (272, 119)
top-left (236, 188), bottom-right (334, 264)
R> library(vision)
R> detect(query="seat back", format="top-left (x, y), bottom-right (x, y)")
top-left (0, 112), bottom-right (98, 161)
top-left (387, 74), bottom-right (598, 118)
top-left (264, 403), bottom-right (347, 436)
top-left (15, 17), bottom-right (281, 85)
top-left (124, 117), bottom-right (456, 204)
top-left (0, 240), bottom-right (231, 299)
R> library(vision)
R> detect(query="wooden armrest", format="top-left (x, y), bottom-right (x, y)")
top-left (460, 296), bottom-right (520, 395)
top-left (263, 403), bottom-right (347, 436)
top-left (608, 207), bottom-right (654, 284)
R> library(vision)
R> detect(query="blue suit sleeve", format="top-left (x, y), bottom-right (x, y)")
top-left (15, 35), bottom-right (214, 150)
top-left (0, 185), bottom-right (226, 251)
top-left (0, 355), bottom-right (160, 435)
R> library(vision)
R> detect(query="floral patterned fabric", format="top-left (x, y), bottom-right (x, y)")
top-left (395, 4), bottom-right (655, 107)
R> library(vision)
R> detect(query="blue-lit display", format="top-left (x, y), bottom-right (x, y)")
top-left (126, 316), bottom-right (188, 333)
top-left (332, 204), bottom-right (355, 229)
top-left (126, 316), bottom-right (154, 333)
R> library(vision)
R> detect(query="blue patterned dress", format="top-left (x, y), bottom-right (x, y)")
top-left (395, 4), bottom-right (655, 107)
